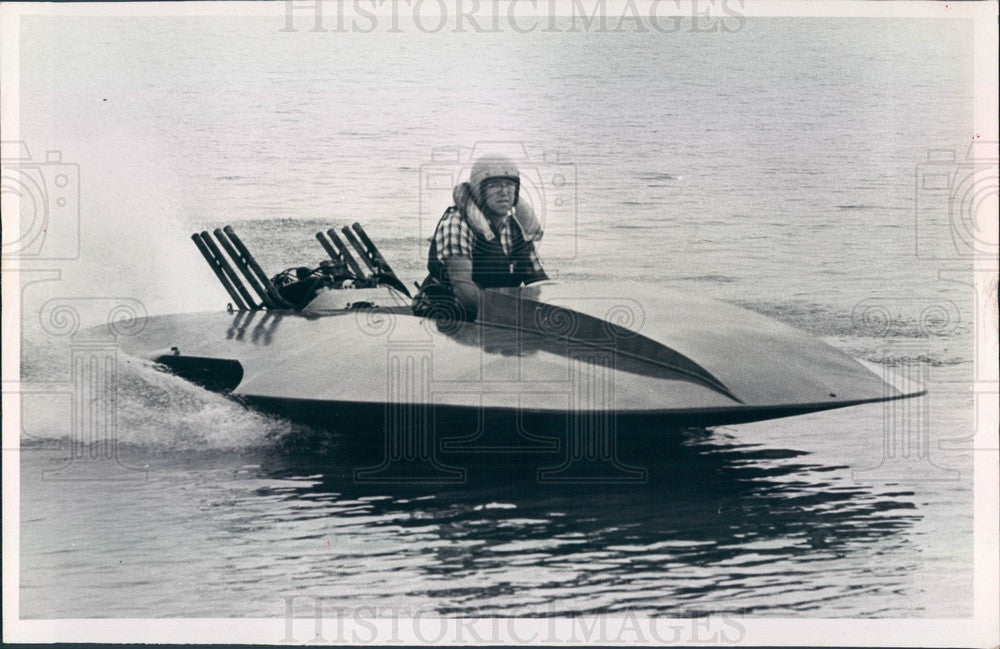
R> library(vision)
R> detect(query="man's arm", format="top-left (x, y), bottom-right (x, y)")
top-left (444, 256), bottom-right (482, 320)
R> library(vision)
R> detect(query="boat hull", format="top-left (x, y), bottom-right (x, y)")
top-left (100, 281), bottom-right (922, 436)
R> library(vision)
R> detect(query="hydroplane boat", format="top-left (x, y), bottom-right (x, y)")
top-left (102, 225), bottom-right (923, 451)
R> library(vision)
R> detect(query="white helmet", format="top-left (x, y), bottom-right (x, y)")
top-left (469, 155), bottom-right (520, 207)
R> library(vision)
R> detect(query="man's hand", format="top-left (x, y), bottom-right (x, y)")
top-left (444, 256), bottom-right (481, 321)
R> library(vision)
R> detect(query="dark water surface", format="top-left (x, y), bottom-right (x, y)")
top-left (22, 425), bottom-right (934, 618)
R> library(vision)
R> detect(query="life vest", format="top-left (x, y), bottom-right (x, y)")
top-left (424, 181), bottom-right (546, 289)
top-left (424, 208), bottom-right (544, 291)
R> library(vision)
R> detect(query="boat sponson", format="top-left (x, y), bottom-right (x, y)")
top-left (482, 281), bottom-right (907, 407)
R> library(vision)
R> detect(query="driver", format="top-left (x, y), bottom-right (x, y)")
top-left (414, 154), bottom-right (548, 321)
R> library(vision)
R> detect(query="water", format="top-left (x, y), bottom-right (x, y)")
top-left (15, 15), bottom-right (977, 619)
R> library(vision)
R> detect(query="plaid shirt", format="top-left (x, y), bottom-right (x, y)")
top-left (434, 207), bottom-right (544, 273)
